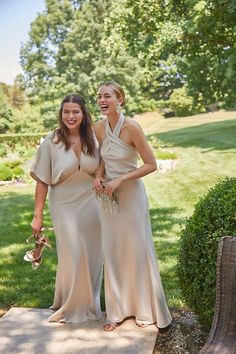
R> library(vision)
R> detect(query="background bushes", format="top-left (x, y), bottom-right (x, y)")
top-left (0, 160), bottom-right (24, 181)
top-left (168, 86), bottom-right (205, 117)
top-left (177, 177), bottom-right (236, 328)
top-left (0, 133), bottom-right (46, 159)
top-left (0, 133), bottom-right (46, 157)
top-left (0, 133), bottom-right (46, 181)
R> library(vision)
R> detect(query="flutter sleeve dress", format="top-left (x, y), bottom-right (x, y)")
top-left (30, 132), bottom-right (103, 324)
top-left (99, 114), bottom-right (172, 328)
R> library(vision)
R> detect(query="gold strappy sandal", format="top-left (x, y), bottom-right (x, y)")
top-left (103, 322), bottom-right (118, 332)
top-left (24, 228), bottom-right (52, 270)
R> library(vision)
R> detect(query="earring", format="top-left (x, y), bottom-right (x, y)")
top-left (116, 104), bottom-right (122, 114)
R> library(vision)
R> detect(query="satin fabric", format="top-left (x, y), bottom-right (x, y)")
top-left (100, 114), bottom-right (172, 328)
top-left (30, 132), bottom-right (103, 323)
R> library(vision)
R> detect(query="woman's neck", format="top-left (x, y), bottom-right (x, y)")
top-left (68, 129), bottom-right (80, 138)
top-left (106, 112), bottom-right (120, 131)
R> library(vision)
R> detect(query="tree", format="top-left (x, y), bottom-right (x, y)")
top-left (106, 0), bottom-right (185, 101)
top-left (20, 0), bottom-right (150, 129)
top-left (0, 87), bottom-right (13, 134)
top-left (10, 75), bottom-right (27, 109)
top-left (112, 0), bottom-right (236, 108)
top-left (179, 0), bottom-right (236, 107)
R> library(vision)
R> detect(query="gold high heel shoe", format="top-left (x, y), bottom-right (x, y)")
top-left (31, 256), bottom-right (42, 270)
top-left (24, 234), bottom-right (51, 261)
top-left (24, 228), bottom-right (52, 269)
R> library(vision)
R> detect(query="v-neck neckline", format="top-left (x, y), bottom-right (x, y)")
top-left (70, 147), bottom-right (81, 163)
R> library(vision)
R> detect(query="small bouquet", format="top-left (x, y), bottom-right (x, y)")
top-left (95, 182), bottom-right (120, 216)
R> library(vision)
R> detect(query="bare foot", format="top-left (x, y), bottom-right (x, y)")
top-left (103, 322), bottom-right (118, 331)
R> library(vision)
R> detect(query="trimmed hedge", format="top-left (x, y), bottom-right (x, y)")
top-left (0, 133), bottom-right (46, 148)
top-left (177, 177), bottom-right (236, 328)
top-left (0, 133), bottom-right (47, 158)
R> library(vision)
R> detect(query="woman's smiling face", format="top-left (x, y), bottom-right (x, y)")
top-left (97, 85), bottom-right (121, 116)
top-left (62, 102), bottom-right (84, 132)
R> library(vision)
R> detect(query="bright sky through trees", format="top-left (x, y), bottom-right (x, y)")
top-left (0, 0), bottom-right (45, 84)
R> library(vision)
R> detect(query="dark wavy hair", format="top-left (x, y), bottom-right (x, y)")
top-left (53, 94), bottom-right (95, 155)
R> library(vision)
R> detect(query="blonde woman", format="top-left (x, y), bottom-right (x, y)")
top-left (93, 81), bottom-right (172, 331)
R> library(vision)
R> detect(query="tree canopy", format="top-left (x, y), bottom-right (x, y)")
top-left (1, 0), bottom-right (235, 132)
top-left (113, 0), bottom-right (236, 106)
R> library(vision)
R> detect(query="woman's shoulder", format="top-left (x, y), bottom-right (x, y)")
top-left (94, 119), bottom-right (106, 135)
top-left (94, 118), bottom-right (106, 128)
top-left (124, 117), bottom-right (143, 133)
top-left (40, 131), bottom-right (58, 147)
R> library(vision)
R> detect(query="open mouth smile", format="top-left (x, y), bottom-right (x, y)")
top-left (67, 119), bottom-right (77, 124)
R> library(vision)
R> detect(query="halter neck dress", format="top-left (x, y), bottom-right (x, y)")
top-left (31, 132), bottom-right (103, 323)
top-left (100, 114), bottom-right (172, 327)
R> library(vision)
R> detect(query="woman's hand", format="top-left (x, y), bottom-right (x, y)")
top-left (31, 216), bottom-right (43, 235)
top-left (104, 177), bottom-right (122, 197)
top-left (93, 177), bottom-right (105, 194)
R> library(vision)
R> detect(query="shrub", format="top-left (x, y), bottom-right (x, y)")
top-left (12, 166), bottom-right (24, 179)
top-left (0, 142), bottom-right (8, 158)
top-left (0, 160), bottom-right (24, 181)
top-left (0, 163), bottom-right (13, 181)
top-left (177, 177), bottom-right (236, 328)
top-left (0, 133), bottom-right (47, 159)
top-left (5, 160), bottom-right (22, 169)
top-left (153, 150), bottom-right (178, 160)
top-left (168, 86), bottom-right (205, 117)
top-left (149, 136), bottom-right (178, 160)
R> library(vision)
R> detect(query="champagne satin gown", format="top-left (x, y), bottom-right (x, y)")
top-left (99, 114), bottom-right (172, 328)
top-left (31, 132), bottom-right (103, 323)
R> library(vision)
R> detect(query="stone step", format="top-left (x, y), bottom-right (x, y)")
top-left (0, 307), bottom-right (158, 354)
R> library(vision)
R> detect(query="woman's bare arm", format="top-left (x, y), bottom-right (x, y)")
top-left (31, 180), bottom-right (48, 234)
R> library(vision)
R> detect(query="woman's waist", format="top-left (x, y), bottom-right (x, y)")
top-left (104, 164), bottom-right (137, 178)
top-left (49, 184), bottom-right (94, 204)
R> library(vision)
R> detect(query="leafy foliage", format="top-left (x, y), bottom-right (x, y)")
top-left (0, 133), bottom-right (46, 158)
top-left (168, 86), bottom-right (205, 117)
top-left (10, 104), bottom-right (44, 133)
top-left (20, 0), bottom-right (150, 127)
top-left (0, 160), bottom-right (24, 181)
top-left (177, 177), bottom-right (236, 328)
top-left (3, 0), bottom-right (234, 133)
top-left (0, 87), bottom-right (13, 134)
top-left (0, 163), bottom-right (13, 181)
top-left (111, 0), bottom-right (236, 107)
top-left (0, 76), bottom-right (43, 134)
top-left (178, 0), bottom-right (236, 107)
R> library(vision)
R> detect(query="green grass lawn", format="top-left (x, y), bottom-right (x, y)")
top-left (0, 111), bottom-right (235, 312)
top-left (140, 111), bottom-right (236, 307)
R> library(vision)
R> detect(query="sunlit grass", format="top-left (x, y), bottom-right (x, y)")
top-left (0, 185), bottom-right (56, 310)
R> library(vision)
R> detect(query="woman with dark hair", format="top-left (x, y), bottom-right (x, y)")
top-left (30, 94), bottom-right (103, 323)
top-left (93, 81), bottom-right (172, 331)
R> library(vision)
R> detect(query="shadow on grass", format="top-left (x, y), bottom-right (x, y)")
top-left (150, 207), bottom-right (186, 239)
top-left (148, 119), bottom-right (236, 151)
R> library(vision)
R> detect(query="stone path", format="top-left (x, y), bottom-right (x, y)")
top-left (0, 308), bottom-right (158, 354)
